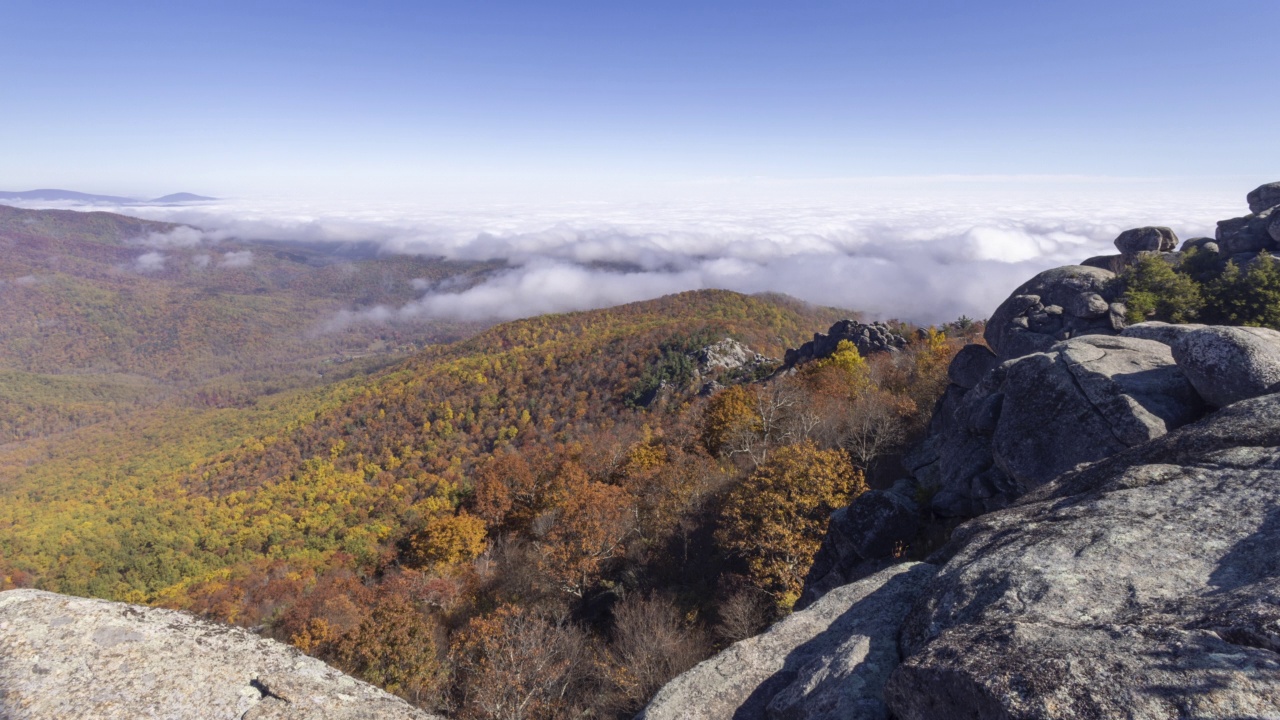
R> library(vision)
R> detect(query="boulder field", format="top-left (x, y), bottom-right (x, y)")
top-left (642, 181), bottom-right (1280, 720)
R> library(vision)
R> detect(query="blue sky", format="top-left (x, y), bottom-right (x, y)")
top-left (2, 0), bottom-right (1276, 199)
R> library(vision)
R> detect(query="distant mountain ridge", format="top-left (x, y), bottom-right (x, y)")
top-left (0, 189), bottom-right (217, 204)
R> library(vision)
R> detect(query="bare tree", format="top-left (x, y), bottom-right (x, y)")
top-left (841, 387), bottom-right (910, 471)
top-left (452, 605), bottom-right (593, 720)
top-left (603, 593), bottom-right (711, 715)
top-left (714, 588), bottom-right (773, 644)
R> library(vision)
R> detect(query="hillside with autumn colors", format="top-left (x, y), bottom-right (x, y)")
top-left (0, 204), bottom-right (497, 443)
top-left (0, 204), bottom-right (977, 718)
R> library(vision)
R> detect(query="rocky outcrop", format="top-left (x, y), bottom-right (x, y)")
top-left (1247, 181), bottom-right (1280, 214)
top-left (784, 320), bottom-right (906, 367)
top-left (646, 182), bottom-right (1280, 720)
top-left (945, 343), bottom-right (998, 389)
top-left (0, 589), bottom-right (440, 720)
top-left (697, 338), bottom-right (768, 373)
top-left (983, 265), bottom-right (1124, 360)
top-left (886, 393), bottom-right (1280, 719)
top-left (1216, 206), bottom-right (1278, 256)
top-left (1211, 182), bottom-right (1280, 257)
top-left (915, 334), bottom-right (1204, 518)
top-left (638, 563), bottom-right (935, 720)
top-left (798, 482), bottom-right (923, 608)
top-left (1120, 319), bottom-right (1206, 346)
top-left (1180, 236), bottom-right (1220, 255)
top-left (1171, 325), bottom-right (1280, 407)
top-left (1114, 225), bottom-right (1178, 255)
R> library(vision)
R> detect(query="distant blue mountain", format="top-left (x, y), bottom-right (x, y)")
top-left (0, 189), bottom-right (218, 205)
top-left (0, 189), bottom-right (139, 203)
top-left (150, 192), bottom-right (218, 203)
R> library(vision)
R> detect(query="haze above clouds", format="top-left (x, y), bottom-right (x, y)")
top-left (7, 178), bottom-right (1243, 325)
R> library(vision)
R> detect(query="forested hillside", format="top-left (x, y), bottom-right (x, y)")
top-left (0, 205), bottom-right (493, 442)
top-left (0, 204), bottom-right (973, 718)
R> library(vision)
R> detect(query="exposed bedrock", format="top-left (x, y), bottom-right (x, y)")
top-left (917, 334), bottom-right (1204, 519)
top-left (1171, 325), bottom-right (1280, 408)
top-left (887, 394), bottom-right (1280, 719)
top-left (638, 563), bottom-right (936, 720)
top-left (0, 589), bottom-right (440, 720)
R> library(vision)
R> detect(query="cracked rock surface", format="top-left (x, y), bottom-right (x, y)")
top-left (0, 589), bottom-right (440, 720)
top-left (887, 394), bottom-right (1280, 719)
top-left (639, 563), bottom-right (936, 720)
top-left (917, 334), bottom-right (1204, 518)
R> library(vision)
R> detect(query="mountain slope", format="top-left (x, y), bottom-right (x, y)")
top-left (0, 204), bottom-right (500, 443)
top-left (0, 289), bottom-right (848, 601)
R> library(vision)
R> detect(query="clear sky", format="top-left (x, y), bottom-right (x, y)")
top-left (2, 0), bottom-right (1276, 200)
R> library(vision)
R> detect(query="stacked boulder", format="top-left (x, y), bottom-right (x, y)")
top-left (783, 320), bottom-right (906, 368)
top-left (1083, 225), bottom-right (1180, 273)
top-left (983, 265), bottom-right (1127, 360)
top-left (913, 333), bottom-right (1204, 519)
top-left (1217, 181), bottom-right (1280, 259)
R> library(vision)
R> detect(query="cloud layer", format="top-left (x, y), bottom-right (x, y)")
top-left (4, 182), bottom-right (1244, 324)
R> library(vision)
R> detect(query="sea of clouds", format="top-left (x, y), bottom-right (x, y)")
top-left (7, 180), bottom-right (1245, 325)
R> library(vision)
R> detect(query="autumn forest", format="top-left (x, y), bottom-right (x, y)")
top-left (0, 205), bottom-right (974, 718)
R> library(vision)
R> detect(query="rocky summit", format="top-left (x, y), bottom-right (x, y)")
top-left (0, 589), bottom-right (441, 720)
top-left (642, 181), bottom-right (1280, 720)
top-left (784, 320), bottom-right (907, 368)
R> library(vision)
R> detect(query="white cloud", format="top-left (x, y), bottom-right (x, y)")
top-left (135, 226), bottom-right (207, 248)
top-left (133, 252), bottom-right (166, 273)
top-left (219, 250), bottom-right (253, 268)
top-left (192, 254), bottom-right (211, 268)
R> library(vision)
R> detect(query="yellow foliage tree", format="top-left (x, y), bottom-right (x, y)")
top-left (404, 512), bottom-right (488, 572)
top-left (814, 339), bottom-right (867, 378)
top-left (716, 441), bottom-right (865, 609)
top-left (700, 385), bottom-right (760, 457)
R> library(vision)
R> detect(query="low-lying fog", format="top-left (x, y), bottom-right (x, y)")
top-left (8, 178), bottom-right (1245, 325)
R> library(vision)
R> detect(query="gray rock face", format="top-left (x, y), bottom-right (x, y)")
top-left (984, 266), bottom-right (1121, 359)
top-left (945, 343), bottom-right (997, 389)
top-left (1080, 254), bottom-right (1122, 273)
top-left (697, 338), bottom-right (757, 371)
top-left (1247, 181), bottom-right (1280, 214)
top-left (1120, 320), bottom-right (1206, 346)
top-left (1180, 236), bottom-right (1220, 255)
top-left (0, 589), bottom-right (440, 720)
top-left (886, 394), bottom-right (1280, 720)
top-left (1172, 325), bottom-right (1280, 407)
top-left (798, 489), bottom-right (922, 609)
top-left (914, 335), bottom-right (1203, 517)
top-left (638, 563), bottom-right (936, 720)
top-left (1216, 207), bottom-right (1277, 256)
top-left (992, 335), bottom-right (1203, 489)
top-left (784, 321), bottom-right (907, 367)
top-left (1114, 226), bottom-right (1178, 255)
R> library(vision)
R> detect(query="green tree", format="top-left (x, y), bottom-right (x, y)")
top-left (1205, 252), bottom-right (1280, 329)
top-left (1121, 253), bottom-right (1204, 324)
